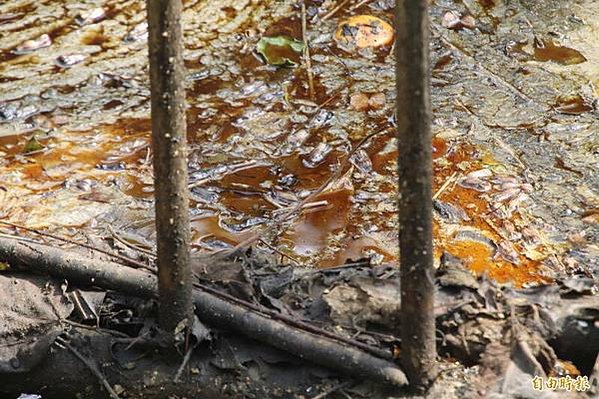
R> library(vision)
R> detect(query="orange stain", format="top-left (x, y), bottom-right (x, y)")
top-left (289, 189), bottom-right (352, 256)
top-left (191, 215), bottom-right (254, 247)
top-left (322, 235), bottom-right (396, 267)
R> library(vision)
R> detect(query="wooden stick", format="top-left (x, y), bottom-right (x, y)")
top-left (0, 237), bottom-right (407, 387)
top-left (301, 1), bottom-right (315, 100)
top-left (0, 220), bottom-right (154, 271)
top-left (322, 0), bottom-right (351, 21)
top-left (55, 336), bottom-right (121, 399)
top-left (146, 0), bottom-right (193, 335)
top-left (396, 0), bottom-right (437, 389)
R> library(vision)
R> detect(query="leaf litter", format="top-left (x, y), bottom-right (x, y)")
top-left (0, 0), bottom-right (597, 397)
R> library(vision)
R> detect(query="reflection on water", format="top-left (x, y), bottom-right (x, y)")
top-left (0, 0), bottom-right (557, 286)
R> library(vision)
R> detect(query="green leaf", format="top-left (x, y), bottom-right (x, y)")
top-left (256, 36), bottom-right (305, 67)
top-left (23, 135), bottom-right (45, 154)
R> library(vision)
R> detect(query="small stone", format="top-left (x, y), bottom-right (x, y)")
top-left (368, 92), bottom-right (386, 110)
top-left (76, 7), bottom-right (106, 26)
top-left (460, 15), bottom-right (476, 29)
top-left (350, 92), bottom-right (369, 111)
top-left (582, 212), bottom-right (599, 225)
top-left (13, 34), bottom-right (52, 54)
top-left (442, 11), bottom-right (475, 30)
top-left (55, 53), bottom-right (87, 68)
top-left (10, 357), bottom-right (20, 369)
top-left (441, 11), bottom-right (461, 29)
top-left (113, 385), bottom-right (125, 395)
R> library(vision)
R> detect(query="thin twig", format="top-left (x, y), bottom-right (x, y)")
top-left (174, 344), bottom-right (194, 382)
top-left (0, 220), bottom-right (154, 272)
top-left (270, 200), bottom-right (330, 214)
top-left (492, 136), bottom-right (527, 170)
top-left (188, 160), bottom-right (265, 189)
top-left (339, 391), bottom-right (353, 399)
top-left (258, 238), bottom-right (301, 264)
top-left (62, 320), bottom-right (131, 338)
top-left (317, 91), bottom-right (341, 109)
top-left (193, 280), bottom-right (392, 360)
top-left (433, 171), bottom-right (459, 200)
top-left (312, 381), bottom-right (353, 399)
top-left (324, 47), bottom-right (352, 77)
top-left (107, 224), bottom-right (157, 258)
top-left (309, 260), bottom-right (371, 273)
top-left (322, 0), bottom-right (351, 21)
top-left (230, 126), bottom-right (391, 252)
top-left (349, 0), bottom-right (371, 11)
top-left (0, 232), bottom-right (44, 245)
top-left (301, 1), bottom-right (315, 100)
top-left (56, 336), bottom-right (121, 399)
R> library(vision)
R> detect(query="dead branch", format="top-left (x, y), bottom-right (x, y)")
top-left (0, 237), bottom-right (407, 387)
top-left (55, 336), bottom-right (121, 399)
top-left (396, 0), bottom-right (437, 389)
top-left (146, 0), bottom-right (193, 335)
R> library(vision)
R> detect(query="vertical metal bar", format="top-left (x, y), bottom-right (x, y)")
top-left (396, 0), bottom-right (437, 389)
top-left (146, 0), bottom-right (193, 336)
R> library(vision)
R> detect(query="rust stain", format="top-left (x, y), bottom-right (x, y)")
top-left (289, 189), bottom-right (353, 256)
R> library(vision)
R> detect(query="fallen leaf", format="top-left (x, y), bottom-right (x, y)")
top-left (22, 135), bottom-right (45, 154)
top-left (334, 15), bottom-right (393, 49)
top-left (256, 36), bottom-right (305, 67)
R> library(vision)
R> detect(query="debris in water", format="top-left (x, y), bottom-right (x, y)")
top-left (124, 22), bottom-right (148, 43)
top-left (76, 7), bottom-right (106, 26)
top-left (302, 142), bottom-right (332, 169)
top-left (13, 34), bottom-right (51, 54)
top-left (554, 94), bottom-right (593, 114)
top-left (350, 92), bottom-right (369, 112)
top-left (255, 36), bottom-right (305, 67)
top-left (278, 129), bottom-right (310, 155)
top-left (22, 135), bottom-right (45, 154)
top-left (454, 229), bottom-right (496, 250)
top-left (458, 176), bottom-right (492, 192)
top-left (350, 149), bottom-right (372, 173)
top-left (434, 200), bottom-right (471, 223)
top-left (350, 92), bottom-right (386, 112)
top-left (533, 38), bottom-right (586, 65)
top-left (334, 15), bottom-right (394, 49)
top-left (495, 240), bottom-right (520, 264)
top-left (441, 11), bottom-right (476, 30)
top-left (368, 92), bottom-right (386, 110)
top-left (55, 54), bottom-right (87, 68)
